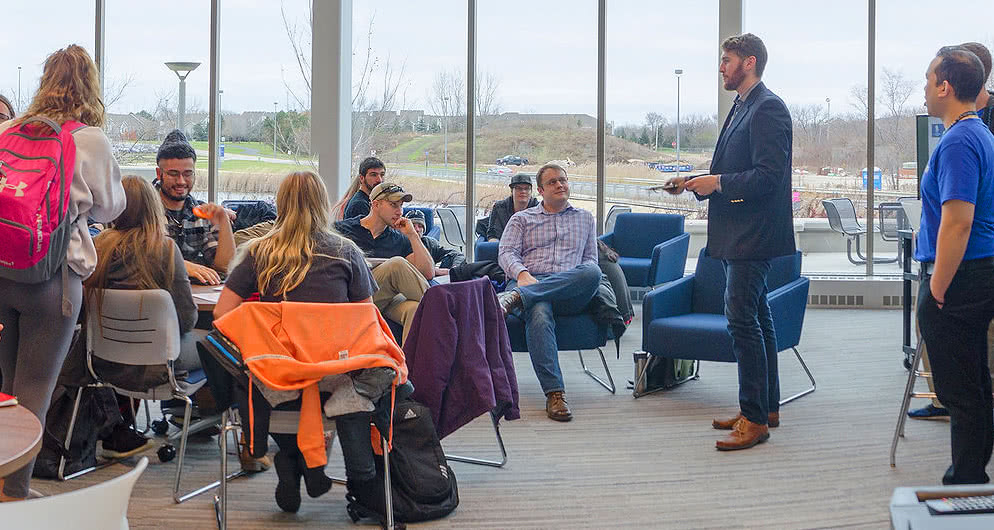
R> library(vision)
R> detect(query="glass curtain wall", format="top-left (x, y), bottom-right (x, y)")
top-left (746, 0), bottom-right (869, 274)
top-left (349, 1), bottom-right (468, 252)
top-left (104, 0), bottom-right (211, 192)
top-left (218, 0), bottom-right (312, 204)
top-left (3, 5), bottom-right (93, 119)
top-left (606, 1), bottom-right (719, 261)
top-left (475, 0), bottom-right (598, 239)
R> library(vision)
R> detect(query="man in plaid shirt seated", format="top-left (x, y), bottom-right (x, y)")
top-left (497, 164), bottom-right (602, 422)
top-left (155, 130), bottom-right (235, 285)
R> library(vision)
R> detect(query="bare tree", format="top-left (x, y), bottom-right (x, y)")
top-left (880, 67), bottom-right (917, 118)
top-left (426, 69), bottom-right (465, 129)
top-left (849, 83), bottom-right (870, 117)
top-left (103, 71), bottom-right (137, 110)
top-left (644, 112), bottom-right (665, 151)
top-left (475, 71), bottom-right (502, 125)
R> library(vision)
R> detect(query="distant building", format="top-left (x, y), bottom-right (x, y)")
top-left (104, 113), bottom-right (158, 141)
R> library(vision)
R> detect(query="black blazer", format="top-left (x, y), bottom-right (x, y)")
top-left (697, 81), bottom-right (796, 260)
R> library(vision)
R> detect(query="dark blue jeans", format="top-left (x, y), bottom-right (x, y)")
top-left (506, 263), bottom-right (602, 394)
top-left (918, 263), bottom-right (994, 484)
top-left (723, 259), bottom-right (780, 425)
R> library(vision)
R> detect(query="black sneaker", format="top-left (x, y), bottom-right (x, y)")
top-left (101, 425), bottom-right (155, 459)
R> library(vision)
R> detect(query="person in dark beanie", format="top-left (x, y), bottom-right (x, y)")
top-left (404, 209), bottom-right (466, 277)
top-left (155, 129), bottom-right (235, 285)
top-left (486, 173), bottom-right (539, 241)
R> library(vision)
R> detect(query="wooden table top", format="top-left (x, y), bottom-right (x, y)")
top-left (0, 405), bottom-right (43, 478)
top-left (191, 284), bottom-right (222, 312)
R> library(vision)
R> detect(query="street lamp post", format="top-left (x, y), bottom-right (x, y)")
top-left (675, 69), bottom-right (683, 180)
top-left (165, 62), bottom-right (201, 133)
top-left (273, 102), bottom-right (278, 155)
top-left (16, 66), bottom-right (21, 113)
top-left (443, 96), bottom-right (450, 169)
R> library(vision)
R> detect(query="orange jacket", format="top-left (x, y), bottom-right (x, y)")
top-left (213, 301), bottom-right (407, 468)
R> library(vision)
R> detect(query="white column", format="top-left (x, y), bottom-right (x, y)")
top-left (465, 0), bottom-right (477, 259)
top-left (94, 0), bottom-right (105, 99)
top-left (717, 0), bottom-right (743, 131)
top-left (207, 0), bottom-right (221, 203)
top-left (312, 0), bottom-right (353, 200)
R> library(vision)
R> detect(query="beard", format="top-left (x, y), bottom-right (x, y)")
top-left (160, 186), bottom-right (189, 202)
top-left (723, 66), bottom-right (746, 91)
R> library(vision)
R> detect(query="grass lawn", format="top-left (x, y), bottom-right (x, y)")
top-left (193, 158), bottom-right (314, 173)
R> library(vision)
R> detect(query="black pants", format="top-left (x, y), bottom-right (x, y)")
top-left (918, 262), bottom-right (994, 484)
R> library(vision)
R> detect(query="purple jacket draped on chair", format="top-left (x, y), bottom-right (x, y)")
top-left (403, 277), bottom-right (520, 439)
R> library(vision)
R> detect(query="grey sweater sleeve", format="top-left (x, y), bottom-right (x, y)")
top-left (168, 241), bottom-right (198, 334)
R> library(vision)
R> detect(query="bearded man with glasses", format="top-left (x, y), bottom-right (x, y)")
top-left (155, 129), bottom-right (235, 285)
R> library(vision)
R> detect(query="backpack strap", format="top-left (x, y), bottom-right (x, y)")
top-left (19, 116), bottom-right (63, 134)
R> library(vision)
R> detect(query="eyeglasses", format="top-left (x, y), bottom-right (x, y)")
top-left (164, 169), bottom-right (196, 180)
top-left (543, 176), bottom-right (568, 187)
top-left (511, 185), bottom-right (532, 192)
top-left (371, 184), bottom-right (404, 201)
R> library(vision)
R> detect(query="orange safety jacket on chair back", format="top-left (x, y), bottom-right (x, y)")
top-left (213, 301), bottom-right (407, 468)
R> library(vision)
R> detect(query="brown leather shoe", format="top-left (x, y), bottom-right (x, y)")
top-left (715, 417), bottom-right (770, 451)
top-left (712, 411), bottom-right (779, 430)
top-left (545, 391), bottom-right (573, 422)
top-left (497, 289), bottom-right (523, 316)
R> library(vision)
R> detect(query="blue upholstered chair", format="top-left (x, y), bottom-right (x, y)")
top-left (637, 249), bottom-right (815, 404)
top-left (475, 239), bottom-right (499, 262)
top-left (403, 206), bottom-right (441, 239)
top-left (476, 236), bottom-right (615, 393)
top-left (598, 213), bottom-right (690, 288)
top-left (505, 312), bottom-right (616, 393)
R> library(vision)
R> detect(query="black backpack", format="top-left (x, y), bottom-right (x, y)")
top-left (346, 399), bottom-right (459, 524)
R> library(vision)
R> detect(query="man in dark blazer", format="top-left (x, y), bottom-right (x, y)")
top-left (665, 33), bottom-right (795, 451)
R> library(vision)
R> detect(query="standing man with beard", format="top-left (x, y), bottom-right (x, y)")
top-left (156, 130), bottom-right (235, 285)
top-left (333, 156), bottom-right (386, 220)
top-left (665, 33), bottom-right (794, 451)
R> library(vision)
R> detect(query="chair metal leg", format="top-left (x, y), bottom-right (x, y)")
top-left (445, 411), bottom-right (508, 467)
top-left (59, 385), bottom-right (116, 481)
top-left (779, 347), bottom-right (817, 406)
top-left (382, 435), bottom-right (395, 530)
top-left (177, 409), bottom-right (246, 505)
top-left (854, 234), bottom-right (899, 264)
top-left (891, 341), bottom-right (931, 467)
top-left (631, 352), bottom-right (700, 398)
top-left (578, 347), bottom-right (616, 394)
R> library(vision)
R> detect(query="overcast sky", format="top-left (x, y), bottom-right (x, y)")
top-left (2, 1), bottom-right (992, 126)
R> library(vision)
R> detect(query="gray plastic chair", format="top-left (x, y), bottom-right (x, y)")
top-left (81, 289), bottom-right (218, 503)
top-left (436, 207), bottom-right (465, 251)
top-left (822, 197), bottom-right (897, 264)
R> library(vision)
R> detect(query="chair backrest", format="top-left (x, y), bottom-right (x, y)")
top-left (87, 289), bottom-right (181, 366)
top-left (403, 206), bottom-right (436, 236)
top-left (691, 249), bottom-right (802, 314)
top-left (604, 205), bottom-right (632, 233)
top-left (0, 456), bottom-right (147, 530)
top-left (475, 239), bottom-right (499, 262)
top-left (877, 202), bottom-right (906, 239)
top-left (435, 207), bottom-right (465, 249)
top-left (610, 213), bottom-right (685, 258)
top-left (899, 197), bottom-right (922, 233)
top-left (822, 198), bottom-right (864, 234)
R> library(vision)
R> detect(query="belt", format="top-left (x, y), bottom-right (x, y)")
top-left (922, 257), bottom-right (994, 275)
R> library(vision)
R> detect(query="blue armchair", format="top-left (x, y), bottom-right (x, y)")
top-left (638, 249), bottom-right (815, 404)
top-left (599, 213), bottom-right (690, 288)
top-left (475, 239), bottom-right (499, 262)
top-left (403, 206), bottom-right (441, 240)
top-left (505, 313), bottom-right (616, 393)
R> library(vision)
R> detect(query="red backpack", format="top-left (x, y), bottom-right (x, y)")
top-left (0, 117), bottom-right (86, 312)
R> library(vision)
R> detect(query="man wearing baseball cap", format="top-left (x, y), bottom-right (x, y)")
top-left (335, 182), bottom-right (433, 343)
top-left (486, 173), bottom-right (539, 241)
top-left (404, 210), bottom-right (466, 277)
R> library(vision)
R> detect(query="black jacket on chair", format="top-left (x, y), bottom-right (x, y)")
top-left (696, 81), bottom-right (795, 260)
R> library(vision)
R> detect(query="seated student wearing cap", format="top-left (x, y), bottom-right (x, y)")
top-left (487, 172), bottom-right (539, 241)
top-left (334, 183), bottom-right (433, 343)
top-left (403, 209), bottom-right (466, 277)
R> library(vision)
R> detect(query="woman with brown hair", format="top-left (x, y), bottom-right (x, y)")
top-left (84, 176), bottom-right (198, 457)
top-left (0, 44), bottom-right (125, 501)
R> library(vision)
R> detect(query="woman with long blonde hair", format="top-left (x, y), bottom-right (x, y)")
top-left (0, 44), bottom-right (125, 502)
top-left (214, 170), bottom-right (379, 512)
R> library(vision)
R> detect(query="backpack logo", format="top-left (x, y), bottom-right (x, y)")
top-left (439, 464), bottom-right (448, 478)
top-left (404, 408), bottom-right (418, 420)
top-left (0, 176), bottom-right (27, 197)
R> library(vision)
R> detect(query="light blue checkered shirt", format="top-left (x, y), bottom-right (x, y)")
top-left (498, 202), bottom-right (597, 280)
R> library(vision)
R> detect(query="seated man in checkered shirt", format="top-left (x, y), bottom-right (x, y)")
top-left (155, 130), bottom-right (235, 285)
top-left (497, 163), bottom-right (602, 422)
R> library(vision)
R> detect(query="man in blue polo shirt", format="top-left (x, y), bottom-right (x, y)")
top-left (335, 182), bottom-right (433, 343)
top-left (917, 45), bottom-right (994, 485)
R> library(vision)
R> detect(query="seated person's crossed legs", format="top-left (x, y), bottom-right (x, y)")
top-left (501, 262), bottom-right (601, 422)
top-left (371, 256), bottom-right (429, 343)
